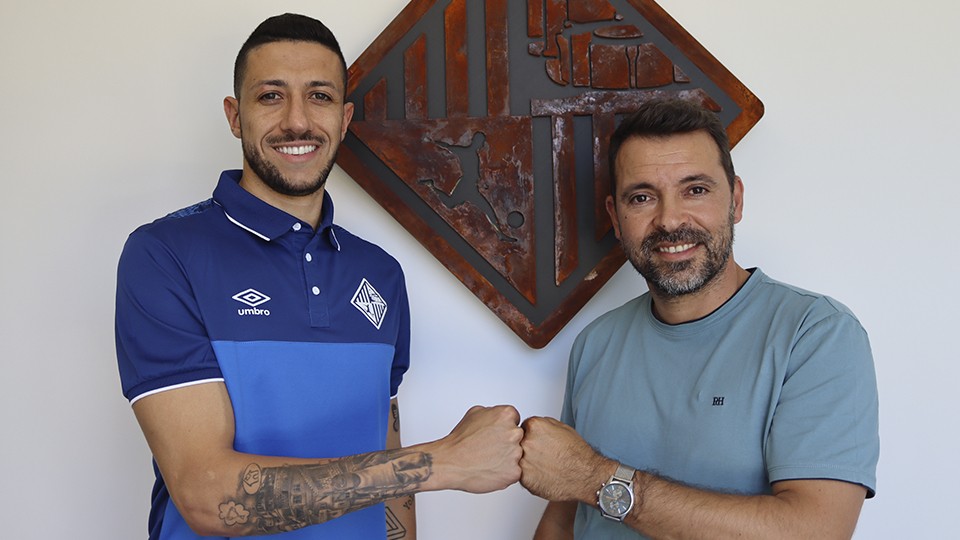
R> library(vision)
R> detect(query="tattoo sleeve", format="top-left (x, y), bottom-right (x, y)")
top-left (218, 449), bottom-right (432, 534)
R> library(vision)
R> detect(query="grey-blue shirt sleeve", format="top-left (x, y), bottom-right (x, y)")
top-left (765, 308), bottom-right (880, 497)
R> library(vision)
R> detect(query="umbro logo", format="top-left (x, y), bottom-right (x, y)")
top-left (233, 288), bottom-right (271, 316)
top-left (352, 278), bottom-right (387, 329)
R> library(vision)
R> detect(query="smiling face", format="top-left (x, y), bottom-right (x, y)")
top-left (223, 40), bottom-right (353, 203)
top-left (607, 131), bottom-right (743, 298)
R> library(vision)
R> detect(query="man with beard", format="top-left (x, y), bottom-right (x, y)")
top-left (518, 99), bottom-right (879, 539)
top-left (115, 14), bottom-right (523, 540)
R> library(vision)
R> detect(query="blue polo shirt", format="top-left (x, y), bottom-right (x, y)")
top-left (116, 170), bottom-right (410, 540)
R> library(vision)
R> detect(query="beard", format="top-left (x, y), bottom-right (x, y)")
top-left (623, 204), bottom-right (736, 297)
top-left (242, 134), bottom-right (335, 197)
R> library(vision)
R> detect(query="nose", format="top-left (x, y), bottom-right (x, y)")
top-left (280, 98), bottom-right (309, 134)
top-left (653, 196), bottom-right (687, 231)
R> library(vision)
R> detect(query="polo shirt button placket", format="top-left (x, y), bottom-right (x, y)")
top-left (305, 252), bottom-right (319, 294)
top-left (305, 235), bottom-right (329, 327)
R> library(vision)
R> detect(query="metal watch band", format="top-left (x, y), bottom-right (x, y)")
top-left (613, 463), bottom-right (636, 484)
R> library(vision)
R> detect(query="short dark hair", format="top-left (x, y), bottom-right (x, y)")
top-left (233, 13), bottom-right (347, 97)
top-left (608, 98), bottom-right (735, 195)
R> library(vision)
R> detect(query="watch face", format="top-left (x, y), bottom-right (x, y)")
top-left (599, 483), bottom-right (632, 516)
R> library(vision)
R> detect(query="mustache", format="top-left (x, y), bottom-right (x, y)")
top-left (641, 225), bottom-right (710, 252)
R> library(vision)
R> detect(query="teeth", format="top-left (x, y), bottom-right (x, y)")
top-left (658, 243), bottom-right (696, 253)
top-left (277, 145), bottom-right (317, 156)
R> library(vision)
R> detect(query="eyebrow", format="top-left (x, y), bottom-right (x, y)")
top-left (255, 79), bottom-right (339, 88)
top-left (679, 173), bottom-right (719, 186)
top-left (619, 174), bottom-right (719, 195)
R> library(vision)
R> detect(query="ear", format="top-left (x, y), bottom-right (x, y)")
top-left (732, 176), bottom-right (744, 224)
top-left (605, 195), bottom-right (622, 239)
top-left (223, 96), bottom-right (242, 139)
top-left (340, 101), bottom-right (355, 141)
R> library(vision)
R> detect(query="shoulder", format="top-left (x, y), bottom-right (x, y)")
top-left (748, 272), bottom-right (871, 362)
top-left (331, 224), bottom-right (404, 274)
top-left (118, 199), bottom-right (223, 279)
top-left (750, 271), bottom-right (862, 327)
top-left (124, 199), bottom-right (218, 248)
top-left (573, 295), bottom-right (649, 351)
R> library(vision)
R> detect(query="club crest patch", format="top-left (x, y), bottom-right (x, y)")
top-left (352, 278), bottom-right (389, 329)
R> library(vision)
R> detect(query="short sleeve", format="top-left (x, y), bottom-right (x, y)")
top-left (560, 331), bottom-right (587, 428)
top-left (115, 230), bottom-right (222, 402)
top-left (389, 268), bottom-right (411, 397)
top-left (765, 310), bottom-right (880, 496)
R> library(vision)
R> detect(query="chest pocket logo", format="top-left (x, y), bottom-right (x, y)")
top-left (232, 288), bottom-right (272, 316)
top-left (352, 278), bottom-right (388, 329)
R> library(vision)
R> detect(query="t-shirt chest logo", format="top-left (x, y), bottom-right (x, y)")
top-left (232, 288), bottom-right (272, 316)
top-left (351, 278), bottom-right (388, 329)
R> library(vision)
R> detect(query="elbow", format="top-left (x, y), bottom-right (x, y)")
top-left (165, 474), bottom-right (239, 537)
top-left (176, 496), bottom-right (235, 537)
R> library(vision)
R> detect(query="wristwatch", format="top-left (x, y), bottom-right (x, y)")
top-left (597, 463), bottom-right (636, 521)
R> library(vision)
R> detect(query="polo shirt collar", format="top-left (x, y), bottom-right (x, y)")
top-left (212, 169), bottom-right (340, 249)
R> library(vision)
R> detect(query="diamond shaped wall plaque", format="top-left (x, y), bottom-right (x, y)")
top-left (338, 0), bottom-right (763, 348)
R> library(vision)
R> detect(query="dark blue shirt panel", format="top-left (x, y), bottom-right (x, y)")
top-left (117, 170), bottom-right (411, 402)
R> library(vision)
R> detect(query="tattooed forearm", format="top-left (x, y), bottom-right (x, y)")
top-left (392, 402), bottom-right (401, 433)
top-left (218, 450), bottom-right (432, 534)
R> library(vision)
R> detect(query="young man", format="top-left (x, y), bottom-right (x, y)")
top-left (116, 14), bottom-right (522, 539)
top-left (519, 99), bottom-right (879, 539)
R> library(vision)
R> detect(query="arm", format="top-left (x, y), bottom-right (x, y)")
top-left (385, 397), bottom-right (416, 540)
top-left (134, 382), bottom-right (522, 537)
top-left (623, 473), bottom-right (864, 540)
top-left (533, 501), bottom-right (575, 540)
top-left (519, 416), bottom-right (866, 540)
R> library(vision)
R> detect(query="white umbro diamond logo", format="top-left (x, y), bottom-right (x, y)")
top-left (351, 278), bottom-right (388, 329)
top-left (232, 288), bottom-right (271, 307)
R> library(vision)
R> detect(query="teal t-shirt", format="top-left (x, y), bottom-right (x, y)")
top-left (562, 269), bottom-right (879, 539)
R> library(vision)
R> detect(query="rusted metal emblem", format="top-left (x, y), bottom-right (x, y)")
top-left (338, 0), bottom-right (763, 348)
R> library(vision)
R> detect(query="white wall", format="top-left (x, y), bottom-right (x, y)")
top-left (0, 0), bottom-right (955, 537)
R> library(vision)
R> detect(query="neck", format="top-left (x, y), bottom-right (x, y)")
top-left (648, 262), bottom-right (750, 325)
top-left (238, 172), bottom-right (325, 230)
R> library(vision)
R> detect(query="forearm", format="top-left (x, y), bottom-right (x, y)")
top-left (531, 448), bottom-right (863, 540)
top-left (177, 447), bottom-right (434, 536)
top-left (139, 384), bottom-right (520, 537)
top-left (521, 418), bottom-right (866, 540)
top-left (612, 472), bottom-right (864, 540)
top-left (176, 425), bottom-right (511, 536)
top-left (533, 501), bottom-right (575, 540)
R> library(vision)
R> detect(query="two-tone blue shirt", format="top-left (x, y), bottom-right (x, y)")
top-left (116, 170), bottom-right (410, 539)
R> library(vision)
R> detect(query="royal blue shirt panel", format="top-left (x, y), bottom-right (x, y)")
top-left (213, 340), bottom-right (393, 457)
top-left (116, 170), bottom-right (410, 539)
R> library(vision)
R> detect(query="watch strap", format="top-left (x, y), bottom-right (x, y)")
top-left (612, 463), bottom-right (636, 484)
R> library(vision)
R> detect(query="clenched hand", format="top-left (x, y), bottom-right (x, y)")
top-left (519, 416), bottom-right (609, 502)
top-left (431, 405), bottom-right (524, 493)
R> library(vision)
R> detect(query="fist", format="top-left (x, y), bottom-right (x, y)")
top-left (520, 416), bottom-right (606, 503)
top-left (438, 405), bottom-right (523, 493)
